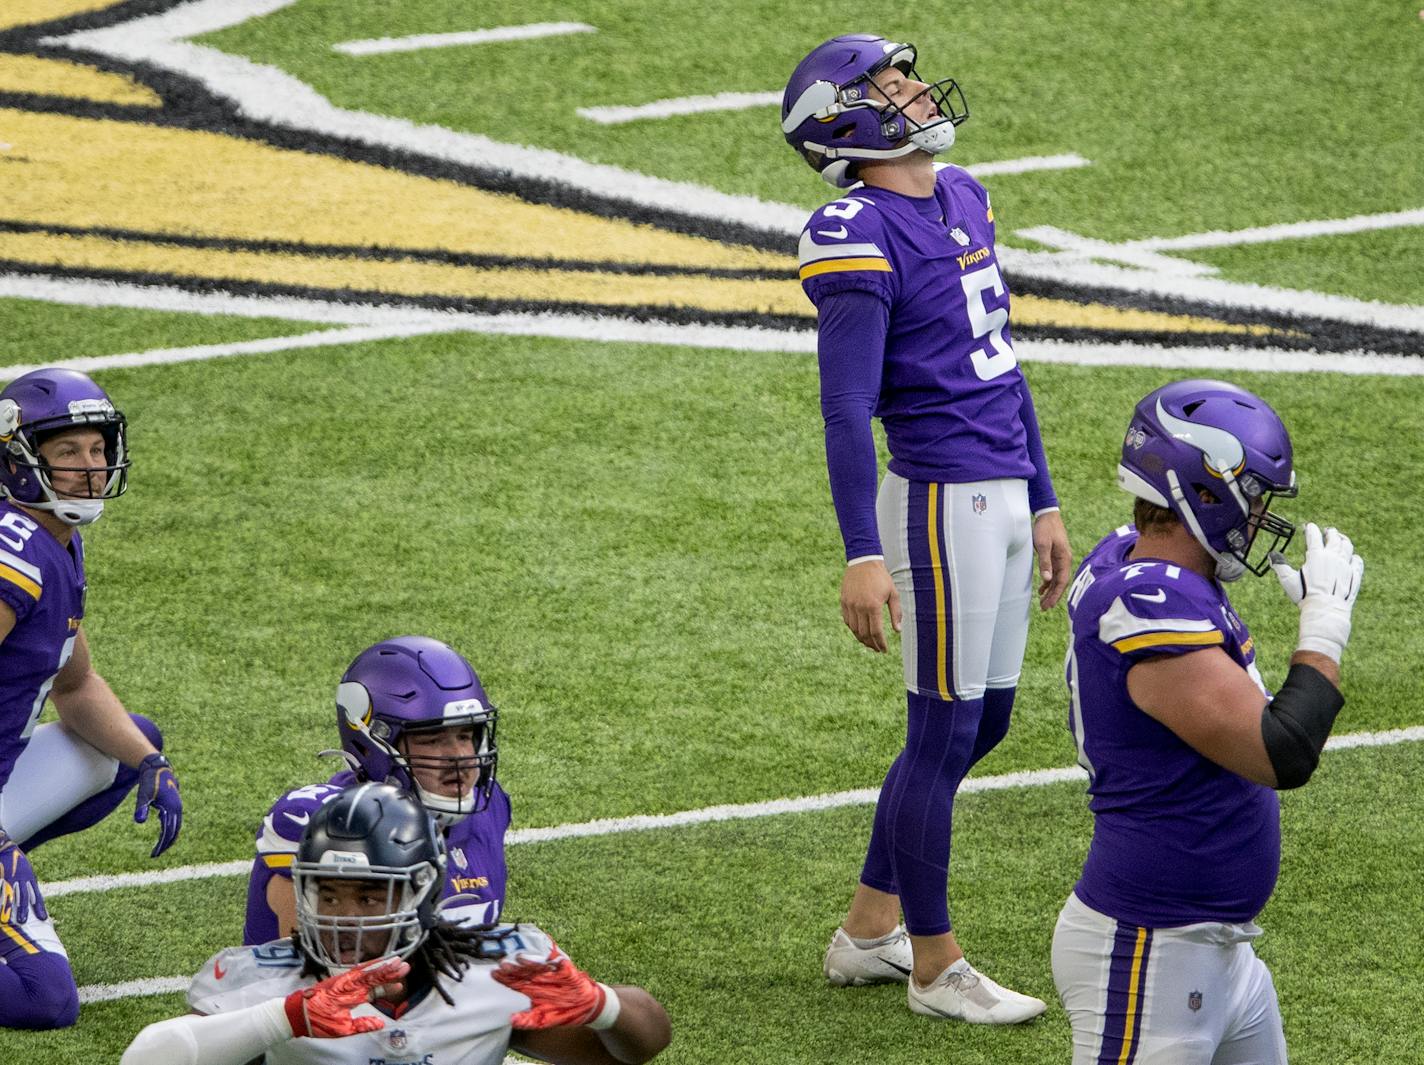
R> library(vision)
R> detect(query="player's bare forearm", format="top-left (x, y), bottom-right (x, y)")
top-left (510, 987), bottom-right (671, 1064)
top-left (51, 649), bottom-right (157, 768)
top-left (1290, 649), bottom-right (1340, 687)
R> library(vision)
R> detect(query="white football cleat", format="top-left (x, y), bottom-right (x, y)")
top-left (907, 958), bottom-right (1047, 1024)
top-left (823, 926), bottom-right (913, 986)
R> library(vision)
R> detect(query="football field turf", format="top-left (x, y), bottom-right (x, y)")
top-left (0, 1), bottom-right (1421, 1062)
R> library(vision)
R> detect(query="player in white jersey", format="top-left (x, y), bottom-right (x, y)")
top-left (123, 783), bottom-right (670, 1065)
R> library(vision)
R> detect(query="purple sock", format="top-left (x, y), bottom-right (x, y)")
top-left (879, 690), bottom-right (983, 937)
top-left (968, 686), bottom-right (1016, 770)
top-left (860, 749), bottom-right (903, 896)
top-left (20, 714), bottom-right (162, 852)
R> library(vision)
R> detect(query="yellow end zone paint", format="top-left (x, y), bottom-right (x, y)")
top-left (0, 0), bottom-right (117, 34)
top-left (0, 110), bottom-right (791, 273)
top-left (0, 55), bottom-right (160, 106)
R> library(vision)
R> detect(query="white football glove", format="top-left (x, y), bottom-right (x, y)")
top-left (1268, 523), bottom-right (1364, 664)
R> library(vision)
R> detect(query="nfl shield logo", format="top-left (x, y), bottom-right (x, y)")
top-left (1188, 990), bottom-right (1203, 1012)
top-left (450, 846), bottom-right (467, 868)
top-left (972, 493), bottom-right (988, 515)
top-left (949, 226), bottom-right (971, 246)
top-left (387, 1028), bottom-right (409, 1051)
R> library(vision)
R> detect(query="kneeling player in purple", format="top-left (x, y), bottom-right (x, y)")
top-left (782, 34), bottom-right (1071, 1023)
top-left (127, 783), bottom-right (671, 1065)
top-left (244, 636), bottom-right (508, 944)
top-left (0, 368), bottom-right (182, 1030)
top-left (1055, 380), bottom-right (1364, 1063)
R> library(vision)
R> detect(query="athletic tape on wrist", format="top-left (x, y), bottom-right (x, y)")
top-left (589, 984), bottom-right (621, 1030)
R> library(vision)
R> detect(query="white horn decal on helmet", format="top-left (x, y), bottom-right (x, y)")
top-left (1155, 399), bottom-right (1245, 476)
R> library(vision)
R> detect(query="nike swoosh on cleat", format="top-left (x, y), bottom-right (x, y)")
top-left (879, 957), bottom-right (911, 974)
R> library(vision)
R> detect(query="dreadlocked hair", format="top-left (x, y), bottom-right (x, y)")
top-left (293, 919), bottom-right (517, 1006)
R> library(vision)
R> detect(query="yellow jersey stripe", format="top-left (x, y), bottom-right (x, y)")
top-left (262, 853), bottom-right (295, 869)
top-left (0, 563), bottom-right (41, 601)
top-left (927, 483), bottom-right (952, 701)
top-left (798, 257), bottom-right (892, 280)
top-left (0, 921), bottom-right (40, 956)
top-left (1111, 630), bottom-right (1225, 654)
top-left (1117, 927), bottom-right (1149, 1065)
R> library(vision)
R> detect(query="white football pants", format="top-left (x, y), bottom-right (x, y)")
top-left (1052, 892), bottom-right (1288, 1065)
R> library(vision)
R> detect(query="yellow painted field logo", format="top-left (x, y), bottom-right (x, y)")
top-left (0, 1), bottom-right (1405, 351)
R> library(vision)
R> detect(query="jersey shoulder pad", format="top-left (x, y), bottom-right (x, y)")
top-left (0, 509), bottom-right (47, 606)
top-left (256, 782), bottom-right (344, 856)
top-left (799, 193), bottom-right (892, 283)
top-left (188, 942), bottom-right (304, 1013)
top-left (1093, 562), bottom-right (1227, 658)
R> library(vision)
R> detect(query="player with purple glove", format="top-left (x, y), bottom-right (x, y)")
top-left (0, 368), bottom-right (182, 1030)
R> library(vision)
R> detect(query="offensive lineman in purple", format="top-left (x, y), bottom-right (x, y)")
top-left (784, 34), bottom-right (1071, 1024)
top-left (244, 636), bottom-right (508, 945)
top-left (1066, 529), bottom-right (1279, 926)
top-left (0, 369), bottom-right (182, 1030)
top-left (1054, 380), bottom-right (1365, 1062)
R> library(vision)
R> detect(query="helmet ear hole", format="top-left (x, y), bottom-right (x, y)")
top-left (831, 123), bottom-right (858, 140)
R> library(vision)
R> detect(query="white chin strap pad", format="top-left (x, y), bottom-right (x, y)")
top-left (909, 119), bottom-right (955, 154)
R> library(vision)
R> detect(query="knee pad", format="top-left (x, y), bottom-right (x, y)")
top-left (0, 952), bottom-right (80, 1029)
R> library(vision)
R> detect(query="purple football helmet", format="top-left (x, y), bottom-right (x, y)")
top-left (1118, 379), bottom-right (1297, 581)
top-left (781, 34), bottom-right (968, 188)
top-left (336, 637), bottom-right (498, 826)
top-left (0, 368), bottom-right (129, 526)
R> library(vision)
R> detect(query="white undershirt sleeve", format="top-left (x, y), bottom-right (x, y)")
top-left (121, 998), bottom-right (293, 1065)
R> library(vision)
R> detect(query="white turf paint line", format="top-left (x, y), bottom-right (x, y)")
top-left (60, 723), bottom-right (1424, 1005)
top-left (45, 724), bottom-right (1424, 905)
top-left (578, 91), bottom-right (783, 125)
top-left (42, 0), bottom-right (1424, 339)
top-left (6, 287), bottom-right (1424, 378)
top-left (0, 322), bottom-right (468, 381)
top-left (333, 22), bottom-right (596, 58)
top-left (962, 153), bottom-right (1091, 178)
top-left (1019, 207), bottom-right (1424, 277)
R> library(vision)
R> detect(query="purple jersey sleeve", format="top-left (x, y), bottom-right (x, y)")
top-left (1018, 380), bottom-right (1058, 513)
top-left (241, 782), bottom-right (344, 946)
top-left (799, 195), bottom-right (897, 307)
top-left (817, 290), bottom-right (889, 560)
top-left (1094, 569), bottom-right (1230, 663)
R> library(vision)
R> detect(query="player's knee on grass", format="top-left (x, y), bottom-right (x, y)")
top-left (0, 951), bottom-right (80, 1029)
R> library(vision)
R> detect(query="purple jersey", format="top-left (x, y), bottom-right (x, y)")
top-left (1064, 527), bottom-right (1280, 927)
top-left (243, 769), bottom-right (511, 945)
top-left (0, 501), bottom-right (85, 793)
top-left (799, 164), bottom-right (1035, 485)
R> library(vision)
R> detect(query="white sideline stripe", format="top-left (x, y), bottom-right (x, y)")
top-left (4, 280), bottom-right (1423, 378)
top-left (333, 23), bottom-right (595, 57)
top-left (964, 153), bottom-right (1091, 178)
top-left (78, 977), bottom-right (191, 1004)
top-left (43, 724), bottom-right (1422, 902)
top-left (579, 92), bottom-right (782, 125)
top-left (45, 0), bottom-right (1424, 340)
top-left (0, 323), bottom-right (468, 381)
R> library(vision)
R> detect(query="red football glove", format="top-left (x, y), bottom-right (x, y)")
top-left (284, 957), bottom-right (410, 1039)
top-left (491, 944), bottom-right (610, 1029)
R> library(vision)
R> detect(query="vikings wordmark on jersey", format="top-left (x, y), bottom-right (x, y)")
top-left (0, 1), bottom-right (1414, 352)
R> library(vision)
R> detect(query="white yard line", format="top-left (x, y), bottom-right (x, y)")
top-left (964, 153), bottom-right (1091, 178)
top-left (578, 92), bottom-right (783, 125)
top-left (78, 977), bottom-right (192, 1004)
top-left (46, 724), bottom-right (1424, 903)
top-left (333, 23), bottom-right (595, 58)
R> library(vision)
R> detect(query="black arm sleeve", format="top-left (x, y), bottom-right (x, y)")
top-left (1259, 663), bottom-right (1345, 789)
